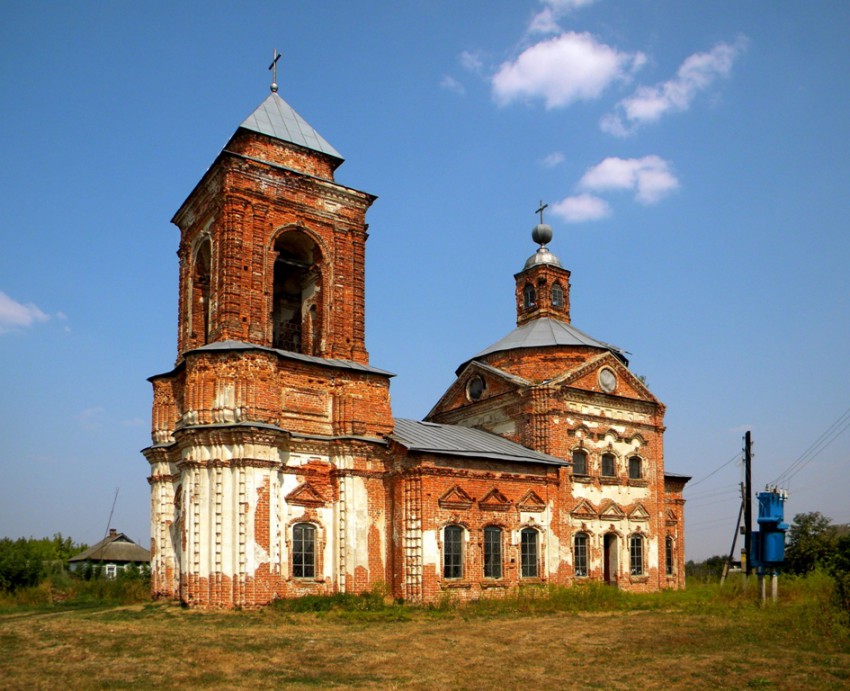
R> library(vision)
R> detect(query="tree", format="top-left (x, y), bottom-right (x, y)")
top-left (785, 512), bottom-right (837, 575)
top-left (0, 538), bottom-right (43, 592)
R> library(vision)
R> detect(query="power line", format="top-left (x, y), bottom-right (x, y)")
top-left (686, 451), bottom-right (741, 489)
top-left (772, 403), bottom-right (850, 486)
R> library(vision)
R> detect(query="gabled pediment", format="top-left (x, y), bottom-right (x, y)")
top-left (517, 490), bottom-right (546, 512)
top-left (629, 503), bottom-right (650, 521)
top-left (438, 485), bottom-right (474, 510)
top-left (599, 501), bottom-right (626, 520)
top-left (426, 361), bottom-right (530, 420)
top-left (551, 352), bottom-right (660, 404)
top-left (571, 499), bottom-right (597, 519)
top-left (285, 482), bottom-right (326, 508)
top-left (666, 508), bottom-right (678, 525)
top-left (479, 488), bottom-right (512, 512)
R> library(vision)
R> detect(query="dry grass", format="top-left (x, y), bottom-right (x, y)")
top-left (1, 584), bottom-right (849, 690)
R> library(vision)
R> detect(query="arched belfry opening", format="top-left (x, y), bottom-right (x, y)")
top-left (272, 230), bottom-right (324, 355)
top-left (191, 238), bottom-right (212, 344)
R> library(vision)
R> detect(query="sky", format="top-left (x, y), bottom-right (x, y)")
top-left (1, 1), bottom-right (848, 561)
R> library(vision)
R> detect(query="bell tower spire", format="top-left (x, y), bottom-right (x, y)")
top-left (514, 203), bottom-right (571, 326)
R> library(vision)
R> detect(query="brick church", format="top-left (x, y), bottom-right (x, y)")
top-left (143, 82), bottom-right (689, 607)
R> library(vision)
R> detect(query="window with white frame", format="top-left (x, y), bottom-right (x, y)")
top-left (443, 525), bottom-right (464, 579)
top-left (520, 528), bottom-right (539, 578)
top-left (574, 533), bottom-right (588, 577)
top-left (483, 526), bottom-right (503, 579)
top-left (293, 522), bottom-right (316, 578)
top-left (629, 534), bottom-right (644, 576)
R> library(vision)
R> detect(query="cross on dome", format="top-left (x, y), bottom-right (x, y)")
top-left (269, 49), bottom-right (282, 93)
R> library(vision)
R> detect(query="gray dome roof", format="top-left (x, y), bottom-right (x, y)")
top-left (456, 317), bottom-right (627, 375)
top-left (523, 246), bottom-right (562, 270)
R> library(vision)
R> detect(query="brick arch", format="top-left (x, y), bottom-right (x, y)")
top-left (269, 226), bottom-right (332, 356)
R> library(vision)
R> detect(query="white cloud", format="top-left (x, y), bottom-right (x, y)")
top-left (550, 194), bottom-right (611, 223)
top-left (541, 151), bottom-right (565, 168)
top-left (459, 50), bottom-right (485, 74)
top-left (528, 0), bottom-right (601, 35)
top-left (0, 291), bottom-right (50, 333)
top-left (602, 37), bottom-right (747, 136)
top-left (578, 155), bottom-right (679, 204)
top-left (75, 406), bottom-right (105, 431)
top-left (492, 32), bottom-right (645, 109)
top-left (440, 75), bottom-right (465, 96)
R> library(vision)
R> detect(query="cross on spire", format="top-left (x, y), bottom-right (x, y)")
top-left (269, 49), bottom-right (282, 93)
top-left (535, 200), bottom-right (549, 224)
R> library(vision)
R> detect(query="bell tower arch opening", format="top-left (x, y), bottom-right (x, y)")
top-left (272, 229), bottom-right (325, 355)
top-left (191, 237), bottom-right (212, 345)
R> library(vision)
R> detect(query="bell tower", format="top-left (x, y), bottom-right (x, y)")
top-left (515, 203), bottom-right (571, 326)
top-left (144, 73), bottom-right (394, 607)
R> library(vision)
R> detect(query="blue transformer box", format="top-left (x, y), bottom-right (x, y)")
top-left (749, 488), bottom-right (789, 569)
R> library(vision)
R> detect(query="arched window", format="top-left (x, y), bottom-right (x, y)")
top-left (574, 532), bottom-right (588, 577)
top-left (628, 456), bottom-right (642, 480)
top-left (523, 283), bottom-right (536, 309)
top-left (191, 239), bottom-right (211, 343)
top-left (572, 449), bottom-right (588, 476)
top-left (443, 525), bottom-right (463, 579)
top-left (551, 283), bottom-right (564, 308)
top-left (483, 526), bottom-right (502, 579)
top-left (629, 534), bottom-right (644, 576)
top-left (273, 231), bottom-right (323, 355)
top-left (601, 452), bottom-right (616, 477)
top-left (520, 528), bottom-right (539, 578)
top-left (665, 536), bottom-right (674, 576)
top-left (292, 523), bottom-right (316, 578)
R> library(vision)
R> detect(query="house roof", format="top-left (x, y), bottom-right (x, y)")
top-left (457, 317), bottom-right (627, 375)
top-left (391, 418), bottom-right (568, 467)
top-left (239, 92), bottom-right (343, 162)
top-left (69, 531), bottom-right (150, 564)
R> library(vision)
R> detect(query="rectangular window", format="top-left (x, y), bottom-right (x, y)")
top-left (483, 526), bottom-right (502, 579)
top-left (293, 523), bottom-right (316, 578)
top-left (629, 535), bottom-right (643, 576)
top-left (666, 537), bottom-right (674, 576)
top-left (572, 450), bottom-right (588, 476)
top-left (521, 528), bottom-right (539, 578)
top-left (574, 534), bottom-right (588, 577)
top-left (444, 525), bottom-right (463, 579)
top-left (601, 453), bottom-right (616, 477)
top-left (629, 456), bottom-right (642, 480)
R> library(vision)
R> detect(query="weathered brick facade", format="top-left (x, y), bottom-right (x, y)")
top-left (143, 88), bottom-right (688, 608)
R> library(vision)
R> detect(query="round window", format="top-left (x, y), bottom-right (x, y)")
top-left (466, 375), bottom-right (486, 401)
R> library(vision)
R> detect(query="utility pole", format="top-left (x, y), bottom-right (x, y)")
top-left (744, 431), bottom-right (753, 577)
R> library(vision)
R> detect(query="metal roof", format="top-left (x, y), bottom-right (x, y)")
top-left (391, 418), bottom-right (568, 466)
top-left (148, 340), bottom-right (394, 379)
top-left (240, 92), bottom-right (343, 161)
top-left (457, 317), bottom-right (627, 374)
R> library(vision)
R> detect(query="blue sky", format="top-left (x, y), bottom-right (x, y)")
top-left (1, 1), bottom-right (848, 561)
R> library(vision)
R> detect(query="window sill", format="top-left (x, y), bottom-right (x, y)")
top-left (572, 475), bottom-right (593, 483)
top-left (629, 575), bottom-right (649, 584)
top-left (628, 479), bottom-right (649, 487)
top-left (599, 476), bottom-right (619, 485)
top-left (441, 581), bottom-right (472, 589)
top-left (481, 581), bottom-right (508, 589)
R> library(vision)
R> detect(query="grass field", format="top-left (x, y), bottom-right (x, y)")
top-left (1, 577), bottom-right (848, 689)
